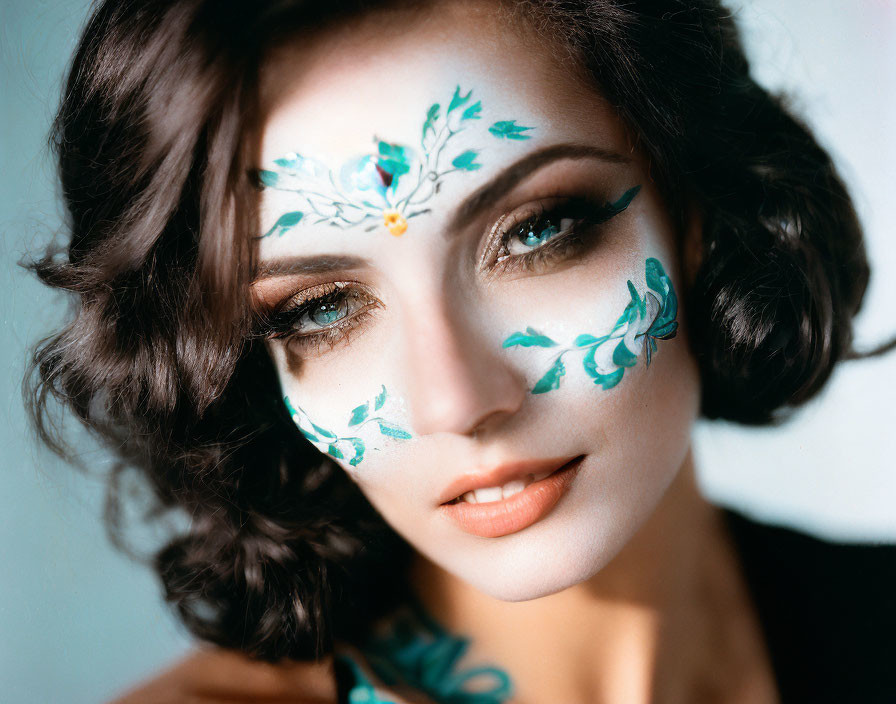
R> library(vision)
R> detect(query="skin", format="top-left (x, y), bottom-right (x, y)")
top-left (249, 1), bottom-right (780, 702)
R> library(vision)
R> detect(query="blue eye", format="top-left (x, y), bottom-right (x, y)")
top-left (501, 214), bottom-right (577, 261)
top-left (310, 298), bottom-right (347, 326)
top-left (515, 219), bottom-right (566, 250)
top-left (264, 282), bottom-right (378, 345)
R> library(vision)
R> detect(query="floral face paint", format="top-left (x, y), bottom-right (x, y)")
top-left (285, 385), bottom-right (412, 467)
top-left (502, 257), bottom-right (678, 394)
top-left (256, 85), bottom-right (534, 238)
top-left (334, 595), bottom-right (514, 704)
top-left (254, 0), bottom-right (703, 612)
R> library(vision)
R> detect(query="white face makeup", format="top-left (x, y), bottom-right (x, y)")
top-left (253, 0), bottom-right (700, 601)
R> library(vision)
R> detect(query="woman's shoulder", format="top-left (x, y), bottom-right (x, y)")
top-left (106, 647), bottom-right (341, 704)
top-left (721, 506), bottom-right (896, 700)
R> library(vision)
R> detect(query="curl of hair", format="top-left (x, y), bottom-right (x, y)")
top-left (24, 0), bottom-right (886, 661)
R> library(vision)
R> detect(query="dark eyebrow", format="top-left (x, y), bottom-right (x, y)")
top-left (445, 142), bottom-right (630, 234)
top-left (252, 143), bottom-right (629, 284)
top-left (252, 254), bottom-right (371, 282)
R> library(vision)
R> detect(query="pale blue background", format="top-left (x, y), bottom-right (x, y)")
top-left (2, 1), bottom-right (894, 702)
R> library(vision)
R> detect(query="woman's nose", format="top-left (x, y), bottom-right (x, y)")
top-left (397, 289), bottom-right (528, 439)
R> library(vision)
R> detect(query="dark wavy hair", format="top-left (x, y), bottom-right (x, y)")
top-left (24, 0), bottom-right (893, 662)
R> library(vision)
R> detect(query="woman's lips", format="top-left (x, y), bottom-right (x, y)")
top-left (438, 455), bottom-right (585, 538)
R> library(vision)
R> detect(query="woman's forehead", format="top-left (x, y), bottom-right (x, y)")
top-left (253, 0), bottom-right (630, 259)
top-left (256, 0), bottom-right (588, 162)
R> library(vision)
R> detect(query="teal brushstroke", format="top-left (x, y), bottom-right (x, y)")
top-left (488, 120), bottom-right (534, 140)
top-left (532, 357), bottom-right (565, 394)
top-left (284, 386), bottom-right (412, 466)
top-left (258, 169), bottom-right (279, 187)
top-left (335, 594), bottom-right (514, 703)
top-left (348, 402), bottom-right (370, 427)
top-left (451, 150), bottom-right (482, 171)
top-left (374, 385), bottom-right (387, 411)
top-left (501, 326), bottom-right (557, 348)
top-left (447, 85), bottom-right (473, 113)
top-left (261, 211), bottom-right (304, 238)
top-left (502, 257), bottom-right (678, 394)
top-left (422, 103), bottom-right (441, 141)
top-left (461, 101), bottom-right (481, 120)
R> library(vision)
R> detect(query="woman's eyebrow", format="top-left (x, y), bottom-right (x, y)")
top-left (252, 254), bottom-right (370, 282)
top-left (252, 143), bottom-right (629, 284)
top-left (445, 142), bottom-right (630, 234)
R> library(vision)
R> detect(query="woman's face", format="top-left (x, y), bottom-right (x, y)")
top-left (252, 0), bottom-right (700, 601)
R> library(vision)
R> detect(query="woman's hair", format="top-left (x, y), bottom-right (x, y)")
top-left (24, 0), bottom-right (889, 661)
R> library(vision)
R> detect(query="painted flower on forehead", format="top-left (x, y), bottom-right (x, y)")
top-left (382, 208), bottom-right (408, 236)
top-left (256, 84), bottom-right (535, 239)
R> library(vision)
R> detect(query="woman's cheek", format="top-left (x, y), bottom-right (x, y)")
top-left (500, 256), bottom-right (680, 396)
top-left (268, 341), bottom-right (416, 475)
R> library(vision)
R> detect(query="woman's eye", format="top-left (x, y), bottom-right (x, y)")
top-left (487, 187), bottom-right (641, 275)
top-left (262, 282), bottom-right (379, 355)
top-left (305, 294), bottom-right (353, 328)
top-left (502, 215), bottom-right (578, 259)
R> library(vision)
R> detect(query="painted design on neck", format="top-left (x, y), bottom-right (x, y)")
top-left (257, 85), bottom-right (534, 238)
top-left (284, 385), bottom-right (412, 466)
top-left (502, 258), bottom-right (678, 393)
top-left (335, 594), bottom-right (514, 703)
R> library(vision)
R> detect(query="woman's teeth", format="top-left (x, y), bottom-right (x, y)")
top-left (456, 471), bottom-right (553, 504)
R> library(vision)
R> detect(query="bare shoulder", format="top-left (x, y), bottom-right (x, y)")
top-left (106, 647), bottom-right (340, 704)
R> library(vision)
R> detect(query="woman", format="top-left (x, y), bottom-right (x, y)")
top-left (26, 0), bottom-right (896, 702)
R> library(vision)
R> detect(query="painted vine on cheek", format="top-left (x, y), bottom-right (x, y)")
top-left (256, 85), bottom-right (534, 238)
top-left (284, 385), bottom-right (412, 466)
top-left (502, 258), bottom-right (679, 393)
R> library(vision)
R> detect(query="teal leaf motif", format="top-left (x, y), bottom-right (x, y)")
top-left (574, 333), bottom-right (600, 347)
top-left (612, 339), bottom-right (639, 368)
top-left (488, 120), bottom-right (534, 140)
top-left (448, 86), bottom-right (473, 113)
top-left (422, 103), bottom-right (440, 141)
top-left (532, 357), bottom-right (565, 394)
top-left (340, 595), bottom-right (514, 704)
top-left (627, 280), bottom-right (646, 317)
top-left (348, 438), bottom-right (366, 466)
top-left (377, 141), bottom-right (411, 183)
top-left (283, 395), bottom-right (299, 417)
top-left (328, 444), bottom-right (344, 459)
top-left (503, 257), bottom-right (679, 396)
top-left (593, 367), bottom-right (624, 390)
top-left (262, 211), bottom-right (304, 238)
top-left (299, 428), bottom-right (320, 444)
top-left (273, 155), bottom-right (300, 169)
top-left (501, 326), bottom-right (557, 348)
top-left (461, 100), bottom-right (482, 121)
top-left (451, 150), bottom-right (481, 171)
top-left (257, 169), bottom-right (279, 187)
top-left (374, 385), bottom-right (387, 411)
top-left (348, 402), bottom-right (369, 426)
top-left (310, 420), bottom-right (337, 440)
top-left (377, 421), bottom-right (412, 440)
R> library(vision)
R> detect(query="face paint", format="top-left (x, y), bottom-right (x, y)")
top-left (502, 257), bottom-right (678, 394)
top-left (284, 385), bottom-right (412, 466)
top-left (256, 85), bottom-right (535, 238)
top-left (335, 595), bottom-right (514, 703)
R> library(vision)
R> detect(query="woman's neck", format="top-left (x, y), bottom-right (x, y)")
top-left (406, 449), bottom-right (779, 703)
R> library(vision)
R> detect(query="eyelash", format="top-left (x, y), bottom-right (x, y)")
top-left (262, 192), bottom-right (633, 355)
